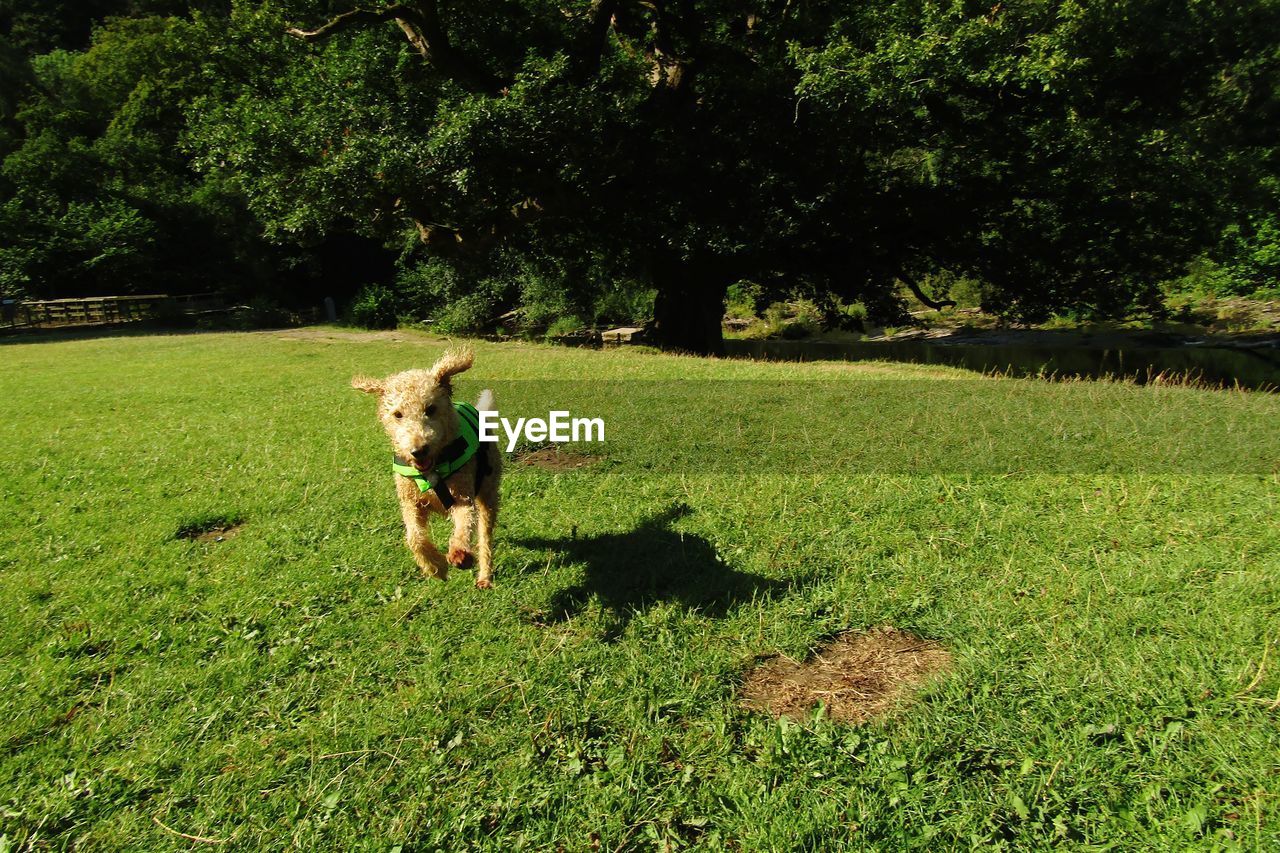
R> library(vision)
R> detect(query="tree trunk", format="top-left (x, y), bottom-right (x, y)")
top-left (649, 263), bottom-right (727, 355)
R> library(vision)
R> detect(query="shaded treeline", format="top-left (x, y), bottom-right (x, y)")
top-left (1, 1), bottom-right (1276, 350)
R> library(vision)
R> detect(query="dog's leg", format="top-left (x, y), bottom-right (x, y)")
top-left (401, 499), bottom-right (448, 580)
top-left (447, 502), bottom-right (475, 569)
top-left (473, 493), bottom-right (497, 589)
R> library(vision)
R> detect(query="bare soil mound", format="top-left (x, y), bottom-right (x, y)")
top-left (742, 626), bottom-right (951, 724)
top-left (515, 446), bottom-right (602, 471)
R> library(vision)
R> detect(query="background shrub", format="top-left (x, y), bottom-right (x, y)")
top-left (348, 284), bottom-right (400, 329)
top-left (431, 291), bottom-right (499, 335)
top-left (725, 282), bottom-right (763, 320)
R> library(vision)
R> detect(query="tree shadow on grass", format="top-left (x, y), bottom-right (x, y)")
top-left (516, 503), bottom-right (788, 640)
top-left (0, 323), bottom-right (220, 346)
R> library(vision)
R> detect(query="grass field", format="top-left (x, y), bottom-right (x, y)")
top-left (2, 327), bottom-right (1278, 850)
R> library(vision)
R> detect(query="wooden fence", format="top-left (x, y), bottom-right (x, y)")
top-left (2, 293), bottom-right (224, 330)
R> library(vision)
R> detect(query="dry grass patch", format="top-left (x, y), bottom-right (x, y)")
top-left (742, 626), bottom-right (952, 724)
top-left (516, 446), bottom-right (602, 471)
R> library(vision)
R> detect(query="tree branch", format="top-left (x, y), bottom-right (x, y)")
top-left (286, 6), bottom-right (405, 40)
top-left (569, 0), bottom-right (620, 82)
top-left (607, 0), bottom-right (692, 92)
top-left (287, 2), bottom-right (503, 93)
top-left (420, 1), bottom-right (506, 90)
top-left (899, 271), bottom-right (957, 310)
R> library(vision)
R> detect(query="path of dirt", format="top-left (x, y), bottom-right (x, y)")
top-left (271, 328), bottom-right (422, 343)
top-left (742, 626), bottom-right (952, 725)
top-left (515, 446), bottom-right (603, 471)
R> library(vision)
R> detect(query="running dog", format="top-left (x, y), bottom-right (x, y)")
top-left (351, 348), bottom-right (502, 588)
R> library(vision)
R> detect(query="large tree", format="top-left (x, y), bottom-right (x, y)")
top-left (187, 1), bottom-right (1278, 351)
top-left (795, 0), bottom-right (1280, 321)
top-left (0, 8), bottom-right (290, 299)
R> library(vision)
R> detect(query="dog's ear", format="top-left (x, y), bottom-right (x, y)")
top-left (428, 348), bottom-right (473, 389)
top-left (350, 375), bottom-right (384, 395)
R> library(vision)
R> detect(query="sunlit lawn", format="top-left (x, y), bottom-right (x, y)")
top-left (1, 327), bottom-right (1277, 849)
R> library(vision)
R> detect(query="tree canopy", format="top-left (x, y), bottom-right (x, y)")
top-left (2, 1), bottom-right (1277, 350)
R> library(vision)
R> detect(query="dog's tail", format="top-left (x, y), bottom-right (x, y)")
top-left (476, 388), bottom-right (496, 412)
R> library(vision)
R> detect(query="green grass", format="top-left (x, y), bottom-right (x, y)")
top-left (2, 327), bottom-right (1278, 850)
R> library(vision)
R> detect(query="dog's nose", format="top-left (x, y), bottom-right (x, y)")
top-left (411, 445), bottom-right (431, 462)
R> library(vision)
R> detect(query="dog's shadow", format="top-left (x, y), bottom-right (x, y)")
top-left (516, 503), bottom-right (786, 640)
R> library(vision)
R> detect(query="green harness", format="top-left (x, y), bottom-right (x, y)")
top-left (392, 401), bottom-right (485, 508)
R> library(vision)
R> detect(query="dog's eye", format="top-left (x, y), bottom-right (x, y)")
top-left (425, 404), bottom-right (436, 416)
top-left (393, 410), bottom-right (403, 419)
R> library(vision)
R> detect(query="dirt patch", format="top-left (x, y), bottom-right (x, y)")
top-left (515, 446), bottom-right (602, 472)
top-left (271, 328), bottom-right (415, 343)
top-left (176, 517), bottom-right (243, 543)
top-left (742, 626), bottom-right (952, 724)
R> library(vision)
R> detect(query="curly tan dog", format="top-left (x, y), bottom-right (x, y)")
top-left (352, 348), bottom-right (502, 588)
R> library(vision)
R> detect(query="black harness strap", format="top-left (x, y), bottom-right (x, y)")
top-left (433, 481), bottom-right (455, 509)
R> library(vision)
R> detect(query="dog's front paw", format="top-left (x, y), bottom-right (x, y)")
top-left (475, 575), bottom-right (494, 590)
top-left (447, 545), bottom-right (473, 568)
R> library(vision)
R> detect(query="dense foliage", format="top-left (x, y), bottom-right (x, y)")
top-left (1, 1), bottom-right (1276, 349)
top-left (796, 1), bottom-right (1279, 319)
top-left (0, 14), bottom-right (247, 297)
top-left (0, 1), bottom-right (372, 303)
